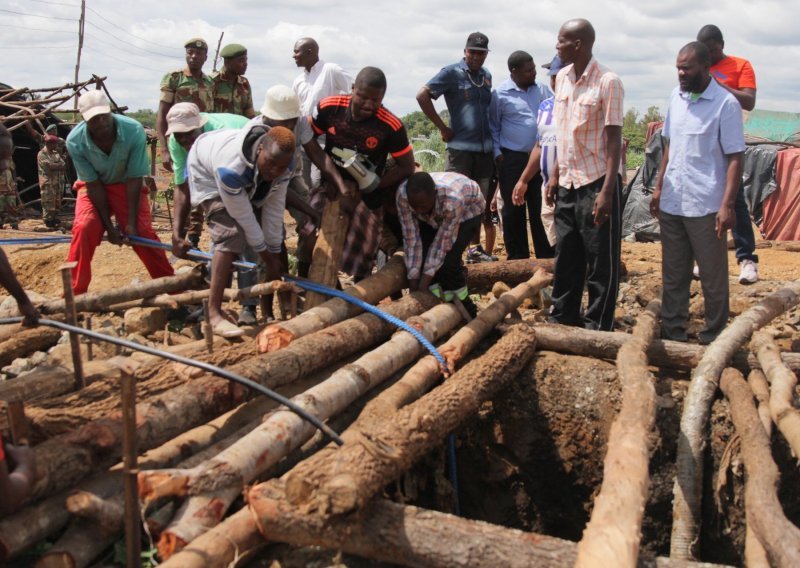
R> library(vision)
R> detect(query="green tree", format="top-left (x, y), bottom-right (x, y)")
top-left (127, 108), bottom-right (156, 130)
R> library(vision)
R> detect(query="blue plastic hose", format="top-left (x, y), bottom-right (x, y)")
top-left (285, 276), bottom-right (452, 376)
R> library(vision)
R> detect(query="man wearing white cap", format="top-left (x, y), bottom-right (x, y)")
top-left (65, 91), bottom-right (174, 294)
top-left (251, 85), bottom-right (348, 276)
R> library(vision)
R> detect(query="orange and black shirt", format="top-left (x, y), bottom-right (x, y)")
top-left (311, 95), bottom-right (412, 176)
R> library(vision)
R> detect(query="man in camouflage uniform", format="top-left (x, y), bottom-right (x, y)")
top-left (211, 44), bottom-right (255, 118)
top-left (0, 159), bottom-right (20, 230)
top-left (157, 38), bottom-right (214, 172)
top-left (38, 134), bottom-right (67, 227)
top-left (157, 37), bottom-right (214, 247)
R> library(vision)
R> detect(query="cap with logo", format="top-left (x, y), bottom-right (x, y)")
top-left (465, 32), bottom-right (489, 51)
top-left (77, 90), bottom-right (112, 122)
top-left (184, 38), bottom-right (208, 51)
top-left (165, 102), bottom-right (208, 135)
top-left (260, 85), bottom-right (300, 120)
top-left (220, 43), bottom-right (247, 59)
top-left (542, 55), bottom-right (565, 76)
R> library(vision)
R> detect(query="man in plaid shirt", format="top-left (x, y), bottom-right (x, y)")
top-left (396, 171), bottom-right (485, 317)
top-left (547, 19), bottom-right (624, 331)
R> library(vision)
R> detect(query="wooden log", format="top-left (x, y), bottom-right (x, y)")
top-left (158, 508), bottom-right (265, 568)
top-left (719, 368), bottom-right (800, 568)
top-left (464, 257), bottom-right (554, 292)
top-left (257, 254), bottom-right (406, 353)
top-left (575, 300), bottom-right (661, 567)
top-left (744, 369), bottom-right (772, 568)
top-left (671, 281), bottom-right (800, 560)
top-left (38, 268), bottom-right (204, 314)
top-left (147, 303), bottom-right (464, 558)
top-left (0, 362), bottom-right (116, 406)
top-left (306, 198), bottom-right (350, 309)
top-left (277, 324), bottom-right (537, 515)
top-left (25, 292), bottom-right (437, 504)
top-left (66, 491), bottom-right (124, 528)
top-left (531, 323), bottom-right (800, 372)
top-left (0, 326), bottom-right (62, 367)
top-left (248, 487), bottom-right (726, 568)
top-left (751, 331), bottom-right (800, 456)
top-left (33, 520), bottom-right (113, 568)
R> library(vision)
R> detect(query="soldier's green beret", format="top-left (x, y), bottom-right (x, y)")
top-left (184, 38), bottom-right (208, 50)
top-left (220, 43), bottom-right (247, 59)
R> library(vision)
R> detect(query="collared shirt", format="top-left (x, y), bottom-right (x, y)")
top-left (210, 68), bottom-right (255, 116)
top-left (66, 114), bottom-right (150, 184)
top-left (489, 78), bottom-right (552, 157)
top-left (426, 59), bottom-right (493, 153)
top-left (660, 80), bottom-right (745, 217)
top-left (537, 96), bottom-right (557, 186)
top-left (38, 147), bottom-right (66, 189)
top-left (169, 112), bottom-right (249, 185)
top-left (159, 67), bottom-right (214, 111)
top-left (554, 57), bottom-right (624, 188)
top-left (292, 60), bottom-right (354, 117)
top-left (248, 114), bottom-right (315, 184)
top-left (396, 171), bottom-right (486, 279)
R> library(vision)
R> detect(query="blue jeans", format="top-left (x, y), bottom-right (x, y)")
top-left (732, 184), bottom-right (758, 263)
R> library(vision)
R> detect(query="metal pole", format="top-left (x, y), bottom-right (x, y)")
top-left (85, 315), bottom-right (93, 361)
top-left (121, 371), bottom-right (141, 567)
top-left (59, 262), bottom-right (85, 389)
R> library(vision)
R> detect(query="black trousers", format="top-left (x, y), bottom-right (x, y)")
top-left (550, 175), bottom-right (621, 331)
top-left (419, 215), bottom-right (482, 291)
top-left (498, 149), bottom-right (555, 259)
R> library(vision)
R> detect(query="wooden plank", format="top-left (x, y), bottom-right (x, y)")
top-left (305, 198), bottom-right (349, 309)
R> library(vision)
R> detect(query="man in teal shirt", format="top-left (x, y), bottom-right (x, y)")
top-left (66, 90), bottom-right (173, 294)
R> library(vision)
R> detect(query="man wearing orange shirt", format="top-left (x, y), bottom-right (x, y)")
top-left (697, 24), bottom-right (759, 284)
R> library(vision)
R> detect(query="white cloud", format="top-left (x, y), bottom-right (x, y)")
top-left (1, 0), bottom-right (798, 119)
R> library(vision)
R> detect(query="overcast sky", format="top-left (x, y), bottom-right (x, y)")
top-left (3, 0), bottom-right (799, 121)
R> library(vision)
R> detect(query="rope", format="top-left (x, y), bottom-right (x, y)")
top-left (0, 317), bottom-right (343, 446)
top-left (284, 276), bottom-right (452, 376)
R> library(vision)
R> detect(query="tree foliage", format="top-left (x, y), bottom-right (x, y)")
top-left (623, 105), bottom-right (664, 153)
top-left (127, 108), bottom-right (157, 130)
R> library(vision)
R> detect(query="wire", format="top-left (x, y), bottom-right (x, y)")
top-left (85, 33), bottom-right (170, 62)
top-left (0, 23), bottom-right (75, 34)
top-left (28, 0), bottom-right (80, 6)
top-left (82, 45), bottom-right (156, 72)
top-left (0, 8), bottom-right (77, 21)
top-left (0, 45), bottom-right (74, 49)
top-left (0, 316), bottom-right (345, 446)
top-left (86, 6), bottom-right (181, 51)
top-left (85, 21), bottom-right (176, 58)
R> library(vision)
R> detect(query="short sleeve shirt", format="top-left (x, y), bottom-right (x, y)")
top-left (169, 112), bottom-right (249, 185)
top-left (711, 55), bottom-right (756, 90)
top-left (66, 114), bottom-right (150, 184)
top-left (311, 95), bottom-right (412, 177)
top-left (210, 69), bottom-right (255, 116)
top-left (425, 59), bottom-right (493, 153)
top-left (160, 68), bottom-right (214, 111)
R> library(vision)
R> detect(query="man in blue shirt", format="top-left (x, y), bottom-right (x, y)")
top-left (650, 42), bottom-right (745, 344)
top-left (417, 32), bottom-right (496, 263)
top-left (489, 50), bottom-right (554, 259)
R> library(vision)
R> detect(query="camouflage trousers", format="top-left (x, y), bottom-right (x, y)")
top-left (41, 182), bottom-right (64, 222)
top-left (0, 194), bottom-right (20, 225)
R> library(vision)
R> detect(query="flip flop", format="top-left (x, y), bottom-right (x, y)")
top-left (212, 319), bottom-right (245, 338)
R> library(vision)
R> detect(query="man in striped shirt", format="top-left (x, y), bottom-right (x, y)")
top-left (547, 19), bottom-right (624, 331)
top-left (396, 171), bottom-right (484, 318)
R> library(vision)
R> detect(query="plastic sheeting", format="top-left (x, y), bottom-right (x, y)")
top-left (761, 148), bottom-right (800, 241)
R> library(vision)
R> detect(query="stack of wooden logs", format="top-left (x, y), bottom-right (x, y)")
top-left (1, 256), bottom-right (799, 568)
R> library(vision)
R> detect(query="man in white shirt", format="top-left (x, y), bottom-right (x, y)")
top-left (292, 37), bottom-right (353, 187)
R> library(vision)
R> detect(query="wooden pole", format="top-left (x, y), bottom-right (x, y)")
top-left (85, 315), bottom-right (93, 361)
top-left (121, 371), bottom-right (141, 568)
top-left (305, 198), bottom-right (349, 309)
top-left (73, 0), bottom-right (86, 110)
top-left (202, 299), bottom-right (213, 354)
top-left (212, 32), bottom-right (224, 73)
top-left (59, 262), bottom-right (84, 389)
top-left (5, 400), bottom-right (29, 445)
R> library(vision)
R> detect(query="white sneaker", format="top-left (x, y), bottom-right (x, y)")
top-left (692, 263), bottom-right (700, 280)
top-left (739, 259), bottom-right (758, 284)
